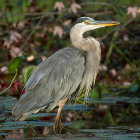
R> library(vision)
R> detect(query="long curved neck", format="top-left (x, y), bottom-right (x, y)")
top-left (70, 25), bottom-right (100, 51)
top-left (70, 25), bottom-right (101, 99)
top-left (70, 25), bottom-right (101, 60)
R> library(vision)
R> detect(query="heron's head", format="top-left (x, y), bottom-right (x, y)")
top-left (70, 17), bottom-right (120, 48)
top-left (71, 17), bottom-right (120, 37)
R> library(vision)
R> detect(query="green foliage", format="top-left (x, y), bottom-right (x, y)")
top-left (0, 70), bottom-right (18, 95)
top-left (104, 32), bottom-right (119, 65)
top-left (37, 0), bottom-right (55, 11)
top-left (0, 0), bottom-right (31, 23)
top-left (21, 65), bottom-right (36, 84)
top-left (112, 6), bottom-right (125, 22)
top-left (45, 40), bottom-right (52, 50)
top-left (101, 86), bottom-right (109, 94)
top-left (90, 88), bottom-right (99, 98)
top-left (129, 83), bottom-right (139, 93)
top-left (0, 56), bottom-right (23, 95)
top-left (8, 56), bottom-right (23, 73)
top-left (90, 85), bottom-right (109, 100)
top-left (104, 107), bottom-right (116, 125)
top-left (69, 120), bottom-right (85, 129)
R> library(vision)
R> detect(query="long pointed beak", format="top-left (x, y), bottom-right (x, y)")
top-left (90, 20), bottom-right (120, 27)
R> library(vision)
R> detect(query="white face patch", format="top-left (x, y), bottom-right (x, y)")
top-left (74, 22), bottom-right (105, 35)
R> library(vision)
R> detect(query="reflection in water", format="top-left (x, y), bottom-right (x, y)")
top-left (1, 126), bottom-right (140, 139)
top-left (0, 96), bottom-right (140, 139)
top-left (4, 129), bottom-right (24, 139)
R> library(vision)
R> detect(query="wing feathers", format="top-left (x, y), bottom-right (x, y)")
top-left (12, 47), bottom-right (86, 120)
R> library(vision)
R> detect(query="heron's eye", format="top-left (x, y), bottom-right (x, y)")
top-left (84, 20), bottom-right (88, 24)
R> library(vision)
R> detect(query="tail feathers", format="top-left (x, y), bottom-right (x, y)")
top-left (12, 103), bottom-right (26, 121)
top-left (12, 102), bottom-right (38, 121)
top-left (12, 98), bottom-right (36, 121)
top-left (12, 91), bottom-right (53, 121)
top-left (14, 111), bottom-right (34, 121)
top-left (12, 100), bottom-right (45, 121)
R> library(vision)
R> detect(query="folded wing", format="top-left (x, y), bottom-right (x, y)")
top-left (12, 47), bottom-right (86, 120)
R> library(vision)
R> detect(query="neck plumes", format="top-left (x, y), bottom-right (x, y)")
top-left (70, 25), bottom-right (101, 100)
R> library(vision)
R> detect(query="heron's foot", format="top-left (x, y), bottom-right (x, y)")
top-left (53, 121), bottom-right (58, 134)
top-left (59, 118), bottom-right (63, 134)
top-left (53, 119), bottom-right (63, 134)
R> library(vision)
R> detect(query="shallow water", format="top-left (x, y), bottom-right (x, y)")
top-left (0, 96), bottom-right (140, 139)
top-left (1, 126), bottom-right (140, 139)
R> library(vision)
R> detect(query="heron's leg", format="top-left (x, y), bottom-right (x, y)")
top-left (59, 116), bottom-right (63, 134)
top-left (53, 98), bottom-right (67, 133)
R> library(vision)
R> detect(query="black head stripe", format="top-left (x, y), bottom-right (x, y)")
top-left (75, 17), bottom-right (94, 24)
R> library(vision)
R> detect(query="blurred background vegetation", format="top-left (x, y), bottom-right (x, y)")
top-left (0, 0), bottom-right (140, 138)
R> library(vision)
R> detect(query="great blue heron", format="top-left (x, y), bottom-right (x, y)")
top-left (12, 17), bottom-right (119, 132)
